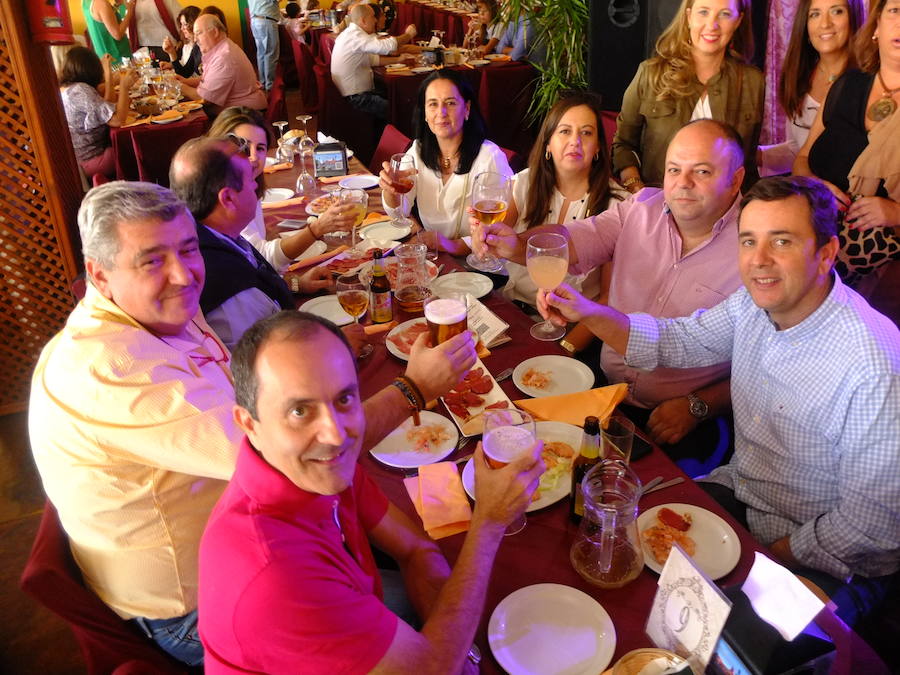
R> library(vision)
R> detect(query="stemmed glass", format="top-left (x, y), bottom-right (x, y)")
top-left (389, 153), bottom-right (416, 229)
top-left (526, 232), bottom-right (569, 341)
top-left (482, 408), bottom-right (536, 536)
top-left (466, 171), bottom-right (509, 273)
top-left (273, 121), bottom-right (295, 166)
top-left (296, 114), bottom-right (316, 155)
top-left (339, 188), bottom-right (368, 247)
top-left (336, 273), bottom-right (375, 359)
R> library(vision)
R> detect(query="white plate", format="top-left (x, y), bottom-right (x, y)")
top-left (468, 59), bottom-right (490, 66)
top-left (339, 174), bottom-right (380, 190)
top-left (430, 272), bottom-right (493, 299)
top-left (638, 503), bottom-right (741, 580)
top-left (265, 156), bottom-right (278, 167)
top-left (369, 411), bottom-right (459, 468)
top-left (411, 66), bottom-right (435, 73)
top-left (298, 295), bottom-right (353, 326)
top-left (484, 53), bottom-right (506, 61)
top-left (385, 62), bottom-right (407, 70)
top-left (277, 218), bottom-right (309, 231)
top-left (262, 187), bottom-right (294, 204)
top-left (512, 355), bottom-right (595, 398)
top-left (151, 113), bottom-right (184, 124)
top-left (462, 421), bottom-right (581, 512)
top-left (292, 240), bottom-right (328, 259)
top-left (385, 318), bottom-right (428, 361)
top-left (489, 584), bottom-right (616, 675)
top-left (361, 222), bottom-right (412, 241)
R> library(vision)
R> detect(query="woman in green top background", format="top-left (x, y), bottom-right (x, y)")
top-left (83, 0), bottom-right (136, 61)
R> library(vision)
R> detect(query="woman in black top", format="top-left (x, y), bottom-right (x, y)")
top-left (162, 5), bottom-right (201, 78)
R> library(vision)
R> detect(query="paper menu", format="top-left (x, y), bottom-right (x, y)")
top-left (466, 295), bottom-right (511, 348)
top-left (646, 544), bottom-right (732, 674)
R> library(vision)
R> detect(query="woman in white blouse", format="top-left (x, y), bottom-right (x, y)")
top-left (759, 0), bottom-right (865, 176)
top-left (502, 91), bottom-right (626, 306)
top-left (379, 70), bottom-right (512, 255)
top-left (207, 107), bottom-right (356, 272)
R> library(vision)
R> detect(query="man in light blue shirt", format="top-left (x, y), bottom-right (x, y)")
top-left (495, 13), bottom-right (543, 64)
top-left (534, 176), bottom-right (900, 621)
top-left (249, 0), bottom-right (281, 92)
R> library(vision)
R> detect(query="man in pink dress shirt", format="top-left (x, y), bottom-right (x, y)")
top-left (179, 13), bottom-right (267, 115)
top-left (473, 119), bottom-right (747, 465)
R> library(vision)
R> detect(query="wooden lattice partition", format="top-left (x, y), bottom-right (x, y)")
top-left (0, 1), bottom-right (83, 414)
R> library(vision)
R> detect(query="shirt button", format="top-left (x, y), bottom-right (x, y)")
top-left (753, 415), bottom-right (760, 423)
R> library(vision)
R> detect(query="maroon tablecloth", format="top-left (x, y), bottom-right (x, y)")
top-left (393, 0), bottom-right (472, 46)
top-left (110, 110), bottom-right (208, 181)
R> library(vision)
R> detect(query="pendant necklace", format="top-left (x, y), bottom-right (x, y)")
top-left (441, 149), bottom-right (460, 171)
top-left (867, 71), bottom-right (900, 122)
top-left (818, 63), bottom-right (838, 84)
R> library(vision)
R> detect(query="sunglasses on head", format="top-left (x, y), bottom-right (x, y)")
top-left (226, 133), bottom-right (251, 157)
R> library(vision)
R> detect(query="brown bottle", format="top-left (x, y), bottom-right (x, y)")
top-left (569, 416), bottom-right (601, 524)
top-left (369, 249), bottom-right (393, 324)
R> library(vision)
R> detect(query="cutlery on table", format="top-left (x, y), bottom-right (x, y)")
top-left (640, 477), bottom-right (685, 497)
top-left (494, 367), bottom-right (513, 383)
top-left (639, 476), bottom-right (663, 495)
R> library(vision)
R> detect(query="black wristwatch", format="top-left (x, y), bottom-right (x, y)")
top-left (687, 393), bottom-right (709, 420)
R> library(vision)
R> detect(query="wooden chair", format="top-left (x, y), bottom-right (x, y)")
top-left (20, 501), bottom-right (192, 674)
top-left (368, 124), bottom-right (411, 174)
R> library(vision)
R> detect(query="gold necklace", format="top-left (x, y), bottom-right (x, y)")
top-left (441, 149), bottom-right (460, 171)
top-left (867, 71), bottom-right (900, 122)
top-left (817, 63), bottom-right (838, 84)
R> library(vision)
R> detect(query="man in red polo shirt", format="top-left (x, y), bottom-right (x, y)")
top-left (199, 311), bottom-right (543, 673)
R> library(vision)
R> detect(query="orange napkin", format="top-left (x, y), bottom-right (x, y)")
top-left (264, 162), bottom-right (293, 174)
top-left (403, 462), bottom-right (472, 539)
top-left (359, 212), bottom-right (391, 227)
top-left (151, 109), bottom-right (183, 122)
top-left (514, 383), bottom-right (628, 427)
top-left (285, 244), bottom-right (348, 272)
top-left (491, 54), bottom-right (512, 62)
top-left (261, 196), bottom-right (308, 211)
top-left (122, 115), bottom-right (151, 128)
top-left (318, 172), bottom-right (364, 184)
top-left (364, 320), bottom-right (397, 335)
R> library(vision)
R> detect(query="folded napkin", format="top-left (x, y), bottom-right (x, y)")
top-left (263, 162), bottom-right (293, 174)
top-left (359, 212), bottom-right (391, 227)
top-left (122, 115), bottom-right (151, 128)
top-left (489, 54), bottom-right (511, 62)
top-left (514, 383), bottom-right (628, 427)
top-left (285, 244), bottom-right (348, 272)
top-left (404, 462), bottom-right (471, 540)
top-left (261, 196), bottom-right (308, 211)
top-left (742, 552), bottom-right (825, 641)
top-left (318, 172), bottom-right (364, 184)
top-left (151, 110), bottom-right (183, 122)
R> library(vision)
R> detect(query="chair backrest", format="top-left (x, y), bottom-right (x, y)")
top-left (498, 146), bottom-right (525, 174)
top-left (368, 124), bottom-right (411, 174)
top-left (319, 32), bottom-right (336, 64)
top-left (290, 38), bottom-right (318, 114)
top-left (600, 110), bottom-right (618, 158)
top-left (477, 63), bottom-right (538, 158)
top-left (20, 501), bottom-right (188, 674)
top-left (313, 61), bottom-right (377, 165)
top-left (277, 25), bottom-right (298, 88)
top-left (130, 123), bottom-right (206, 187)
top-left (92, 172), bottom-right (109, 188)
top-left (265, 67), bottom-right (288, 127)
top-left (242, 7), bottom-right (257, 73)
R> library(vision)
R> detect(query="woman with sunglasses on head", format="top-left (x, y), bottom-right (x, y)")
top-left (759, 0), bottom-right (866, 176)
top-left (162, 5), bottom-right (202, 77)
top-left (612, 0), bottom-right (762, 193)
top-left (379, 70), bottom-right (513, 256)
top-left (206, 107), bottom-right (357, 271)
top-left (794, 0), bottom-right (900, 289)
top-left (501, 91), bottom-right (626, 307)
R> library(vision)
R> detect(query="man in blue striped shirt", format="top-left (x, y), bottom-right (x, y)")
top-left (536, 176), bottom-right (899, 622)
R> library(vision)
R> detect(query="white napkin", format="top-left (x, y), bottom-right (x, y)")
top-left (741, 552), bottom-right (825, 641)
top-left (317, 132), bottom-right (337, 144)
top-left (428, 36), bottom-right (441, 48)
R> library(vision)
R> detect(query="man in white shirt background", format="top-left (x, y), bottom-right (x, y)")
top-left (330, 3), bottom-right (416, 120)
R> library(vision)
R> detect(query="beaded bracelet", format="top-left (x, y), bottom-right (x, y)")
top-left (392, 376), bottom-right (424, 412)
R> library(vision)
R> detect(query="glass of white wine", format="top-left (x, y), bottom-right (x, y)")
top-left (465, 171), bottom-right (509, 273)
top-left (526, 232), bottom-right (569, 341)
top-left (336, 273), bottom-right (369, 323)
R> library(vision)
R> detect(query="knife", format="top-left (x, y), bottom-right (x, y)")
top-left (641, 477), bottom-right (685, 496)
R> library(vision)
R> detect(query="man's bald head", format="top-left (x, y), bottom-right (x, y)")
top-left (169, 137), bottom-right (242, 223)
top-left (671, 119), bottom-right (745, 176)
top-left (194, 13), bottom-right (225, 52)
top-left (349, 3), bottom-right (376, 32)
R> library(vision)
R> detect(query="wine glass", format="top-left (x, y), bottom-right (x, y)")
top-left (336, 273), bottom-right (369, 324)
top-left (296, 114), bottom-right (316, 155)
top-left (336, 188), bottom-right (367, 247)
top-left (482, 408), bottom-right (536, 536)
top-left (273, 120), bottom-right (288, 141)
top-left (389, 153), bottom-right (416, 229)
top-left (336, 273), bottom-right (375, 359)
top-left (526, 232), bottom-right (569, 341)
top-left (466, 172), bottom-right (509, 273)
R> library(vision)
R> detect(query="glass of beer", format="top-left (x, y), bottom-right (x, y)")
top-left (600, 415), bottom-right (635, 464)
top-left (482, 408), bottom-right (536, 535)
top-left (466, 171), bottom-right (510, 273)
top-left (335, 273), bottom-right (369, 324)
top-left (423, 293), bottom-right (468, 345)
top-left (526, 232), bottom-right (569, 341)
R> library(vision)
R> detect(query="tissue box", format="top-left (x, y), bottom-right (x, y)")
top-left (707, 587), bottom-right (834, 675)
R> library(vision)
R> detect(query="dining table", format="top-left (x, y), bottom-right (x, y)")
top-left (110, 108), bottom-right (208, 181)
top-left (259, 156), bottom-right (888, 675)
top-left (393, 0), bottom-right (474, 47)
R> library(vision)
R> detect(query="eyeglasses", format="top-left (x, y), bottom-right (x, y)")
top-left (226, 133), bottom-right (251, 157)
top-left (190, 328), bottom-right (229, 367)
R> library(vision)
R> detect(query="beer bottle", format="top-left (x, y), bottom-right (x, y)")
top-left (369, 249), bottom-right (394, 324)
top-left (569, 416), bottom-right (600, 524)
